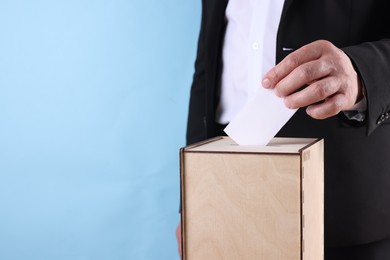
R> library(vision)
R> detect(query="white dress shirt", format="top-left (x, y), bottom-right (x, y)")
top-left (216, 0), bottom-right (285, 124)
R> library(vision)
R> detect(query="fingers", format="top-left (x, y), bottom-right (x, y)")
top-left (283, 77), bottom-right (339, 109)
top-left (263, 40), bottom-right (328, 89)
top-left (283, 78), bottom-right (347, 119)
top-left (273, 59), bottom-right (335, 98)
top-left (306, 93), bottom-right (346, 119)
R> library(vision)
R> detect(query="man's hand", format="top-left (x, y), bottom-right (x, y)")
top-left (176, 222), bottom-right (182, 257)
top-left (262, 40), bottom-right (363, 119)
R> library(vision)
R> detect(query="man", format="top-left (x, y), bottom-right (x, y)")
top-left (178, 0), bottom-right (390, 258)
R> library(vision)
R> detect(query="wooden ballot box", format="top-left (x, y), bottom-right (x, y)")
top-left (180, 137), bottom-right (324, 260)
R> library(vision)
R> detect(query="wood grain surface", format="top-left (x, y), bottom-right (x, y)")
top-left (183, 152), bottom-right (301, 259)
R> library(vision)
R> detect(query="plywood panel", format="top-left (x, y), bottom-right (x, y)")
top-left (182, 152), bottom-right (301, 260)
top-left (301, 140), bottom-right (324, 260)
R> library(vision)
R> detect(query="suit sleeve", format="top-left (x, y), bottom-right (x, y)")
top-left (343, 40), bottom-right (390, 135)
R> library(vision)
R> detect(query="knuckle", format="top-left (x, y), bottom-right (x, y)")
top-left (285, 55), bottom-right (300, 69)
top-left (299, 65), bottom-right (313, 80)
top-left (271, 68), bottom-right (280, 79)
top-left (324, 59), bottom-right (337, 73)
top-left (329, 98), bottom-right (344, 114)
top-left (318, 40), bottom-right (334, 51)
top-left (313, 83), bottom-right (328, 99)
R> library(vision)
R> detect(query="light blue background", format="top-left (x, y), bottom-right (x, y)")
top-left (0, 1), bottom-right (200, 259)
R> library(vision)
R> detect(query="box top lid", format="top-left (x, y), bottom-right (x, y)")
top-left (184, 136), bottom-right (320, 154)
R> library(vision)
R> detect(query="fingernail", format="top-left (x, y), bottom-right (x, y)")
top-left (274, 88), bottom-right (280, 97)
top-left (262, 78), bottom-right (271, 88)
top-left (306, 106), bottom-right (312, 116)
top-left (284, 98), bottom-right (291, 109)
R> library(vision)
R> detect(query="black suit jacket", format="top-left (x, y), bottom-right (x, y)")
top-left (186, 0), bottom-right (390, 247)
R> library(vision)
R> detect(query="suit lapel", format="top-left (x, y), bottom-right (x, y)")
top-left (281, 0), bottom-right (294, 19)
top-left (275, 0), bottom-right (295, 63)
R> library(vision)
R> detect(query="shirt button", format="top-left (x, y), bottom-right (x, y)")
top-left (252, 42), bottom-right (259, 50)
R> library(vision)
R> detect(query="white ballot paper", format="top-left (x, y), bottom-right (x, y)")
top-left (224, 88), bottom-right (297, 146)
